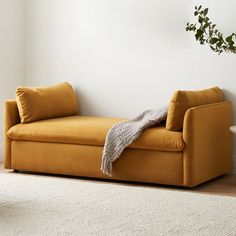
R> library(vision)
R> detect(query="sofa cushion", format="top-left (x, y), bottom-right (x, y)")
top-left (8, 116), bottom-right (184, 152)
top-left (166, 87), bottom-right (224, 131)
top-left (16, 82), bottom-right (78, 124)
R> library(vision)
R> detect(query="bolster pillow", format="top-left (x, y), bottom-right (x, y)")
top-left (166, 87), bottom-right (224, 131)
top-left (16, 82), bottom-right (78, 123)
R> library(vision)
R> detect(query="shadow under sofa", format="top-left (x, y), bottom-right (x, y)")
top-left (4, 99), bottom-right (232, 187)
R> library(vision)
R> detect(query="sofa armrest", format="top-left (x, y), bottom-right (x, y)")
top-left (4, 100), bottom-right (20, 168)
top-left (182, 101), bottom-right (232, 187)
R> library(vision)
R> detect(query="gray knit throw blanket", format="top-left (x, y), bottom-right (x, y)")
top-left (101, 106), bottom-right (168, 176)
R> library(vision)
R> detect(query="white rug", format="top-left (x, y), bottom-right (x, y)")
top-left (0, 173), bottom-right (236, 236)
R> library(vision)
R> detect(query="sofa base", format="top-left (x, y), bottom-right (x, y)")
top-left (11, 141), bottom-right (183, 186)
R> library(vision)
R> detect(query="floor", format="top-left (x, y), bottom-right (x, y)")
top-left (1, 162), bottom-right (236, 197)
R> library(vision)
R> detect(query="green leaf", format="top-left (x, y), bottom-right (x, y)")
top-left (194, 11), bottom-right (198, 16)
top-left (209, 38), bottom-right (219, 44)
top-left (203, 8), bottom-right (208, 16)
top-left (217, 41), bottom-right (223, 47)
top-left (203, 23), bottom-right (210, 29)
top-left (226, 35), bottom-right (233, 43)
top-left (196, 29), bottom-right (203, 35)
top-left (198, 16), bottom-right (203, 23)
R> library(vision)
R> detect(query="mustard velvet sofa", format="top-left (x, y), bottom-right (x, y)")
top-left (4, 98), bottom-right (232, 187)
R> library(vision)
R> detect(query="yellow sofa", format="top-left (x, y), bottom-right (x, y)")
top-left (4, 99), bottom-right (232, 187)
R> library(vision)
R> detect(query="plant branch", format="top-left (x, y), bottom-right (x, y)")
top-left (186, 5), bottom-right (236, 54)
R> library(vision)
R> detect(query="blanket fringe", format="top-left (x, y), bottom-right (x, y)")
top-left (101, 158), bottom-right (112, 177)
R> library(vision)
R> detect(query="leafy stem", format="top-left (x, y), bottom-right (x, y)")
top-left (186, 5), bottom-right (236, 54)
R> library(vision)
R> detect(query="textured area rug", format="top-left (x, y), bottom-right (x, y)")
top-left (0, 173), bottom-right (236, 236)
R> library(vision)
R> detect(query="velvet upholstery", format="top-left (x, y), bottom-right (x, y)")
top-left (4, 100), bottom-right (20, 169)
top-left (11, 141), bottom-right (183, 186)
top-left (4, 99), bottom-right (232, 187)
top-left (8, 116), bottom-right (184, 152)
top-left (166, 87), bottom-right (224, 131)
top-left (183, 101), bottom-right (232, 187)
top-left (16, 82), bottom-right (78, 123)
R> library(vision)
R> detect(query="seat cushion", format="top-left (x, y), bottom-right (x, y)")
top-left (8, 116), bottom-right (184, 152)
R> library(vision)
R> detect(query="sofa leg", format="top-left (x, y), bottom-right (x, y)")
top-left (13, 169), bottom-right (19, 173)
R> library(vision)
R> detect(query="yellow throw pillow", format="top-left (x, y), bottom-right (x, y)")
top-left (16, 82), bottom-right (78, 123)
top-left (166, 87), bottom-right (224, 131)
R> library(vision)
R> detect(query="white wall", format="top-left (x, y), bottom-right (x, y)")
top-left (24, 0), bottom-right (236, 171)
top-left (0, 0), bottom-right (25, 160)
